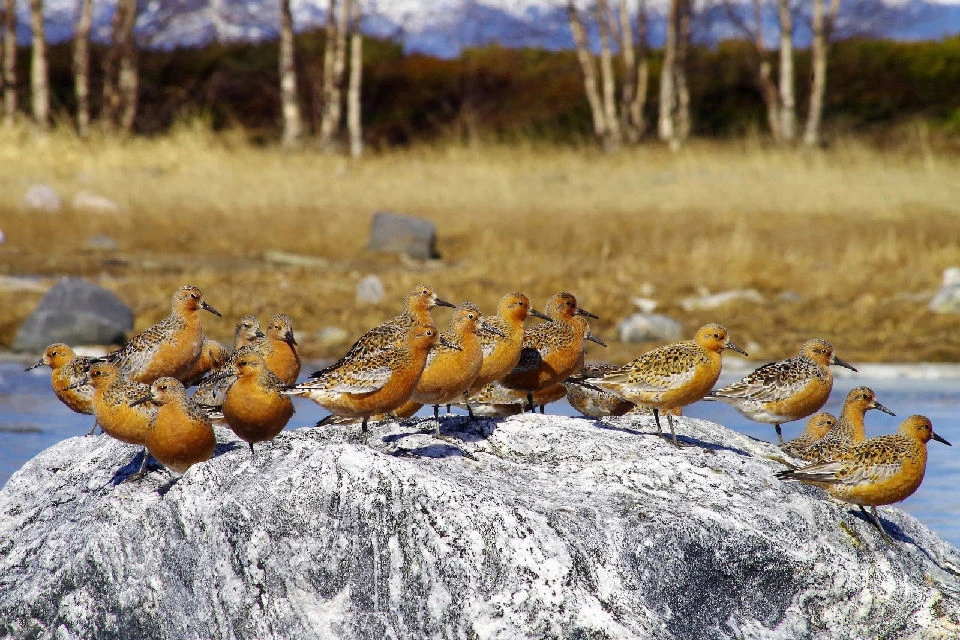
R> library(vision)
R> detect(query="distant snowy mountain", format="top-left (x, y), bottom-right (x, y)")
top-left (13, 0), bottom-right (960, 56)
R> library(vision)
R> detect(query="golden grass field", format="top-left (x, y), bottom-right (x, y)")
top-left (2, 122), bottom-right (960, 364)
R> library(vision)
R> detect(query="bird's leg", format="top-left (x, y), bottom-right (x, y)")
top-left (463, 392), bottom-right (474, 419)
top-left (653, 408), bottom-right (664, 438)
top-left (86, 420), bottom-right (100, 436)
top-left (433, 404), bottom-right (440, 420)
top-left (538, 404), bottom-right (545, 414)
top-left (665, 411), bottom-right (682, 448)
top-left (527, 393), bottom-right (535, 413)
top-left (125, 447), bottom-right (151, 482)
top-left (775, 424), bottom-right (785, 445)
top-left (360, 416), bottom-right (369, 444)
top-left (860, 505), bottom-right (892, 542)
top-left (248, 442), bottom-right (255, 456)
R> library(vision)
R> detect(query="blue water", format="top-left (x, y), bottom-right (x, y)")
top-left (4, 362), bottom-right (959, 546)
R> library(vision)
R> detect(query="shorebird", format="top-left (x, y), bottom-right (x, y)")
top-left (780, 412), bottom-right (837, 459)
top-left (466, 381), bottom-right (568, 416)
top-left (394, 302), bottom-right (494, 420)
top-left (777, 415), bottom-right (951, 540)
top-left (133, 377), bottom-right (216, 474)
top-left (469, 292), bottom-right (551, 394)
top-left (563, 363), bottom-right (636, 418)
top-left (796, 386), bottom-right (895, 463)
top-left (218, 347), bottom-right (295, 454)
top-left (500, 292), bottom-right (605, 412)
top-left (705, 338), bottom-right (857, 444)
top-left (191, 314), bottom-right (268, 406)
top-left (83, 361), bottom-right (158, 477)
top-left (26, 343), bottom-right (97, 429)
top-left (181, 337), bottom-right (229, 388)
top-left (584, 323), bottom-right (747, 447)
top-left (232, 314), bottom-right (265, 351)
top-left (262, 313), bottom-right (301, 385)
top-left (284, 324), bottom-right (445, 438)
top-left (103, 285), bottom-right (222, 384)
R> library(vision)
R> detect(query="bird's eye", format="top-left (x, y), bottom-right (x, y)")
top-left (191, 293), bottom-right (200, 300)
top-left (714, 333), bottom-right (721, 339)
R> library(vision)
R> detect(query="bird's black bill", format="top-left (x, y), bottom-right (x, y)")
top-left (933, 432), bottom-right (952, 446)
top-left (435, 298), bottom-right (457, 309)
top-left (586, 332), bottom-right (607, 347)
top-left (832, 355), bottom-right (858, 372)
top-left (202, 302), bottom-right (223, 317)
top-left (529, 308), bottom-right (552, 321)
top-left (130, 394), bottom-right (154, 407)
top-left (873, 401), bottom-right (896, 416)
top-left (726, 342), bottom-right (749, 357)
top-left (576, 308), bottom-right (599, 319)
top-left (25, 360), bottom-right (44, 372)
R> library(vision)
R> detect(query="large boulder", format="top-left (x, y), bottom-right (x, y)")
top-left (366, 212), bottom-right (439, 260)
top-left (618, 313), bottom-right (684, 342)
top-left (0, 414), bottom-right (957, 639)
top-left (12, 278), bottom-right (133, 352)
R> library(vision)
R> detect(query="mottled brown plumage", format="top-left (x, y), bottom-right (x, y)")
top-left (220, 348), bottom-right (294, 454)
top-left (87, 362), bottom-right (157, 446)
top-left (104, 285), bottom-right (222, 384)
top-left (564, 363), bottom-right (636, 418)
top-left (796, 386), bottom-right (895, 463)
top-left (262, 313), bottom-right (301, 385)
top-left (26, 343), bottom-right (96, 417)
top-left (780, 412), bottom-right (837, 459)
top-left (469, 292), bottom-right (550, 394)
top-left (705, 339), bottom-right (856, 444)
top-left (181, 337), bottom-right (229, 388)
top-left (778, 415), bottom-right (951, 539)
top-left (136, 377), bottom-right (216, 474)
top-left (585, 324), bottom-right (747, 446)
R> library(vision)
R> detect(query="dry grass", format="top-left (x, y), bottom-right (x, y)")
top-left (2, 123), bottom-right (960, 364)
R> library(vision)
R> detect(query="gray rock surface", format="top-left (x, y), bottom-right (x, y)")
top-left (1, 414), bottom-right (958, 639)
top-left (618, 313), bottom-right (684, 342)
top-left (21, 185), bottom-right (62, 212)
top-left (929, 267), bottom-right (960, 313)
top-left (366, 212), bottom-right (439, 260)
top-left (355, 274), bottom-right (385, 305)
top-left (12, 277), bottom-right (133, 352)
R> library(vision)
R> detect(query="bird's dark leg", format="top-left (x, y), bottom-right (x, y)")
top-left (463, 392), bottom-right (474, 419)
top-left (665, 411), bottom-right (682, 448)
top-left (249, 442), bottom-right (255, 455)
top-left (527, 393), bottom-right (535, 413)
top-left (653, 408), bottom-right (663, 438)
top-left (775, 424), bottom-right (784, 445)
top-left (860, 505), bottom-right (892, 542)
top-left (433, 404), bottom-right (440, 419)
top-left (125, 447), bottom-right (151, 482)
top-left (538, 404), bottom-right (545, 414)
top-left (86, 421), bottom-right (100, 436)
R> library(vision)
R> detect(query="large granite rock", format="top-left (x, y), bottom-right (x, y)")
top-left (618, 313), bottom-right (684, 342)
top-left (366, 212), bottom-right (439, 260)
top-left (1, 414), bottom-right (958, 639)
top-left (12, 278), bottom-right (133, 352)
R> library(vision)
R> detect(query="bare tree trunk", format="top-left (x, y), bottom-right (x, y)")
top-left (633, 1), bottom-right (650, 138)
top-left (102, 0), bottom-right (126, 128)
top-left (595, 0), bottom-right (619, 151)
top-left (279, 0), bottom-right (302, 146)
top-left (74, 0), bottom-right (94, 136)
top-left (319, 0), bottom-right (349, 150)
top-left (658, 0), bottom-right (678, 144)
top-left (674, 0), bottom-right (692, 143)
top-left (346, 0), bottom-right (363, 158)
top-left (29, 0), bottom-right (49, 128)
top-left (616, 0), bottom-right (636, 142)
top-left (1, 0), bottom-right (12, 126)
top-left (804, 0), bottom-right (840, 146)
top-left (747, 0), bottom-right (780, 140)
top-left (318, 0), bottom-right (337, 141)
top-left (777, 0), bottom-right (795, 141)
top-left (117, 0), bottom-right (139, 133)
top-left (567, 1), bottom-right (606, 141)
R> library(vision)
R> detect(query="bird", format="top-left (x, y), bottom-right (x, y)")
top-left (500, 292), bottom-right (605, 412)
top-left (283, 323), bottom-right (445, 438)
top-left (468, 292), bottom-right (551, 394)
top-left (103, 285), bottom-right (222, 384)
top-left (584, 323), bottom-right (748, 447)
top-left (84, 361), bottom-right (159, 478)
top-left (191, 314), bottom-right (268, 406)
top-left (262, 313), bottom-right (301, 385)
top-left (780, 412), bottom-right (837, 459)
top-left (704, 338), bottom-right (857, 444)
top-left (26, 343), bottom-right (97, 428)
top-left (777, 415), bottom-right (951, 540)
top-left (563, 363), bottom-right (636, 418)
top-left (218, 347), bottom-right (295, 454)
top-left (394, 302), bottom-right (498, 420)
top-left (133, 377), bottom-right (217, 474)
top-left (181, 337), bottom-right (229, 388)
top-left (466, 380), bottom-right (568, 416)
top-left (796, 386), bottom-right (895, 463)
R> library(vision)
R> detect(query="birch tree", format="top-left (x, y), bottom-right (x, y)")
top-left (279, 0), bottom-right (302, 146)
top-left (103, 0), bottom-right (140, 132)
top-left (804, 0), bottom-right (840, 146)
top-left (74, 0), bottom-right (94, 136)
top-left (566, 1), bottom-right (607, 142)
top-left (659, 0), bottom-right (691, 149)
top-left (721, 0), bottom-right (780, 139)
top-left (29, 0), bottom-right (49, 128)
top-left (318, 0), bottom-right (350, 150)
top-left (346, 0), bottom-right (363, 158)
top-left (777, 0), bottom-right (796, 140)
top-left (0, 0), bottom-right (10, 126)
top-left (618, 0), bottom-right (649, 142)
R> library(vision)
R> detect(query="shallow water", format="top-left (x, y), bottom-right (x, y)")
top-left (4, 362), bottom-right (959, 546)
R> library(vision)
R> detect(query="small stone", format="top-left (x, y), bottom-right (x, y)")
top-left (0, 275), bottom-right (49, 292)
top-left (617, 313), bottom-right (683, 343)
top-left (356, 275), bottom-right (385, 305)
top-left (366, 212), bottom-right (439, 260)
top-left (679, 289), bottom-right (764, 312)
top-left (630, 297), bottom-right (658, 314)
top-left (84, 235), bottom-right (118, 251)
top-left (12, 277), bottom-right (133, 351)
top-left (929, 268), bottom-right (960, 314)
top-left (314, 327), bottom-right (350, 345)
top-left (777, 291), bottom-right (803, 303)
top-left (22, 185), bottom-right (62, 212)
top-left (71, 190), bottom-right (122, 214)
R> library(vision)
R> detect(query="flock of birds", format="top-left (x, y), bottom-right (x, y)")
top-left (27, 283), bottom-right (951, 541)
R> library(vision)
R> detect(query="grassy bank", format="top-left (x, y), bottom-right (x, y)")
top-left (2, 126), bottom-right (959, 363)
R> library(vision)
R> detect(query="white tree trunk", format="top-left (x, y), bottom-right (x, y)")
top-left (595, 0), bottom-right (620, 151)
top-left (29, 0), bottom-right (49, 128)
top-left (777, 0), bottom-right (795, 141)
top-left (567, 0), bottom-right (607, 141)
top-left (658, 0), bottom-right (678, 143)
top-left (279, 0), bottom-right (302, 147)
top-left (617, 0), bottom-right (636, 141)
top-left (73, 0), bottom-right (94, 136)
top-left (346, 0), bottom-right (363, 158)
top-left (117, 0), bottom-right (139, 133)
top-left (1, 0), bottom-right (13, 126)
top-left (804, 0), bottom-right (840, 146)
top-left (674, 0), bottom-right (691, 143)
top-left (319, 0), bottom-right (349, 150)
